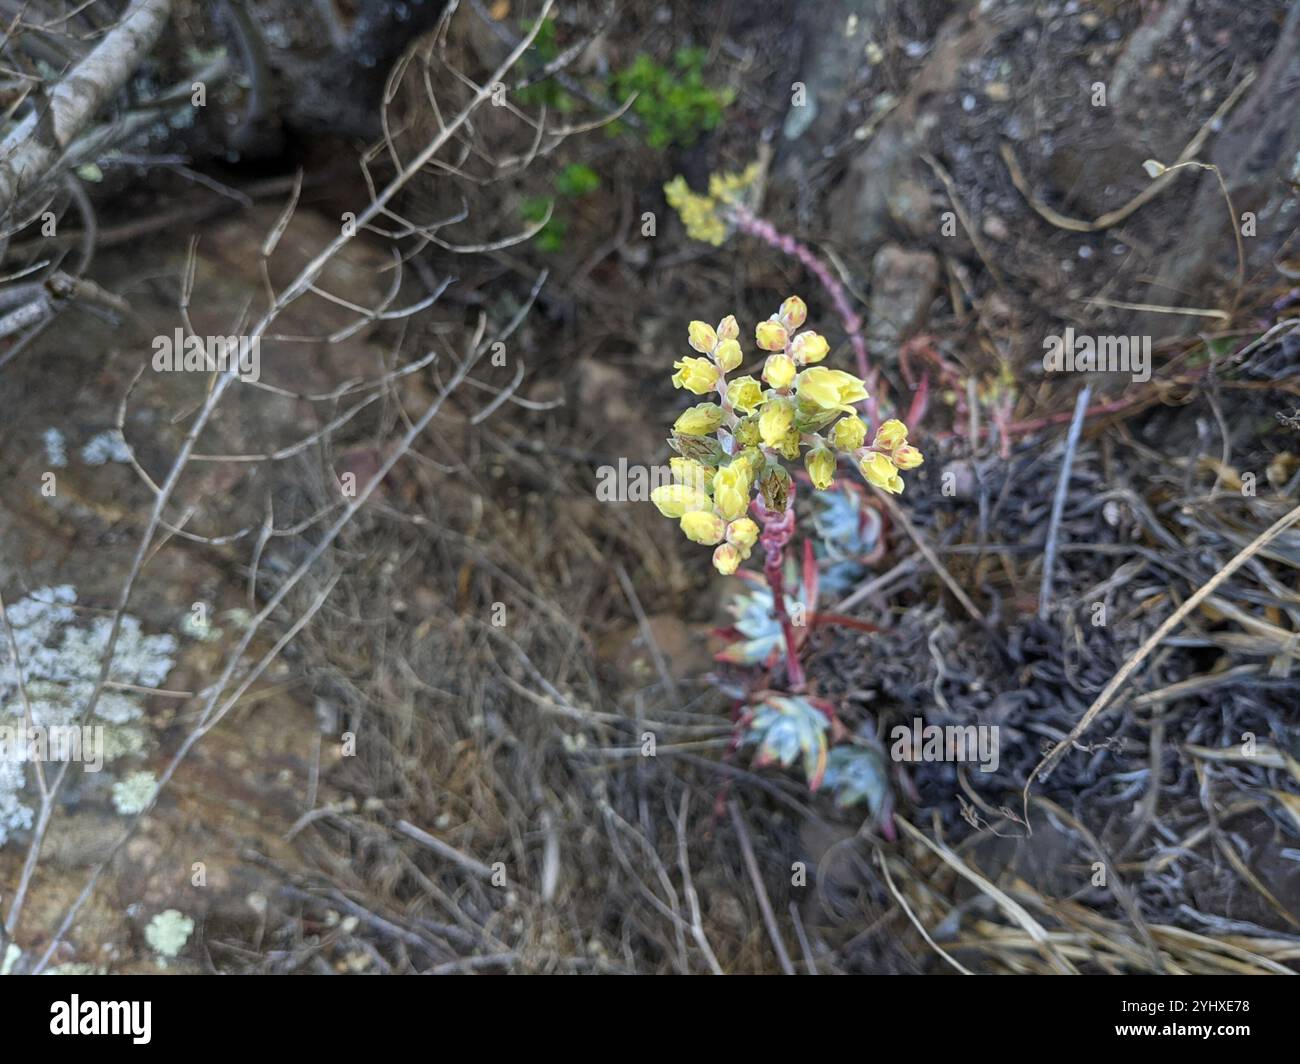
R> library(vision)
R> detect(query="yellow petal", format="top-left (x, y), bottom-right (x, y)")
top-left (755, 320), bottom-right (788, 352)
top-left (727, 375), bottom-right (763, 413)
top-left (791, 331), bottom-right (829, 365)
top-left (805, 447), bottom-right (836, 490)
top-left (714, 338), bottom-right (743, 372)
top-left (859, 451), bottom-right (900, 492)
top-left (672, 356), bottom-right (720, 395)
top-left (651, 484), bottom-right (710, 518)
top-left (681, 510), bottom-right (726, 545)
top-left (673, 403), bottom-right (725, 436)
top-left (874, 418), bottom-right (908, 451)
top-left (779, 296), bottom-right (807, 329)
top-left (726, 517), bottom-right (759, 550)
top-left (796, 366), bottom-right (868, 412)
top-left (759, 400), bottom-right (794, 447)
top-left (893, 444), bottom-right (924, 470)
top-left (830, 416), bottom-right (867, 452)
top-left (712, 543), bottom-right (742, 575)
top-left (688, 321), bottom-right (718, 354)
top-left (763, 353), bottom-right (797, 390)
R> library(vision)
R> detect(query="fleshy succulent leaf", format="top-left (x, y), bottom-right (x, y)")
top-left (741, 695), bottom-right (830, 788)
top-left (823, 744), bottom-right (890, 815)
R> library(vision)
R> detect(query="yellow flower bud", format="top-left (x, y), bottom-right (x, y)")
top-left (651, 484), bottom-right (710, 518)
top-left (726, 375), bottom-right (763, 413)
top-left (714, 338), bottom-right (743, 372)
top-left (734, 415), bottom-right (760, 447)
top-left (664, 176), bottom-right (690, 208)
top-left (874, 418), bottom-right (908, 451)
top-left (779, 296), bottom-right (807, 329)
top-left (681, 510), bottom-right (726, 545)
top-left (777, 427), bottom-right (803, 462)
top-left (893, 444), bottom-right (924, 470)
top-left (758, 398), bottom-right (794, 447)
top-left (805, 446), bottom-right (836, 490)
top-left (712, 463), bottom-right (752, 521)
top-left (717, 314), bottom-right (739, 341)
top-left (726, 517), bottom-right (759, 551)
top-left (755, 319), bottom-right (788, 352)
top-left (707, 162), bottom-right (762, 202)
top-left (859, 452), bottom-right (903, 493)
top-left (763, 353), bottom-right (797, 390)
top-left (791, 331), bottom-right (829, 364)
top-left (796, 366), bottom-right (869, 412)
top-left (830, 416), bottom-right (868, 452)
top-left (688, 320), bottom-right (718, 354)
top-left (732, 447), bottom-right (764, 479)
top-left (673, 402), bottom-right (725, 436)
top-left (669, 457), bottom-right (709, 492)
top-left (712, 543), bottom-right (742, 576)
top-left (672, 356), bottom-right (721, 395)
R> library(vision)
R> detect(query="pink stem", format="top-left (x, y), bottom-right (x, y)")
top-left (730, 205), bottom-right (880, 425)
top-left (752, 485), bottom-right (805, 691)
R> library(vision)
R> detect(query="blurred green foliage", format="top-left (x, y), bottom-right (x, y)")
top-left (513, 21), bottom-right (732, 251)
top-left (517, 20), bottom-right (733, 147)
top-left (608, 48), bottom-right (734, 149)
top-left (519, 164), bottom-right (602, 253)
top-left (553, 162), bottom-right (600, 197)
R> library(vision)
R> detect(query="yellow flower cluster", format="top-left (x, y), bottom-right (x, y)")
top-left (653, 296), bottom-right (923, 574)
top-left (663, 164), bottom-right (762, 246)
top-left (856, 419), bottom-right (924, 495)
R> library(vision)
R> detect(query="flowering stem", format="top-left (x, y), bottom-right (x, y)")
top-left (752, 486), bottom-right (806, 691)
top-left (730, 205), bottom-right (880, 425)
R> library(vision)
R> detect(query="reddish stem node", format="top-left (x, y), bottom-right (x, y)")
top-left (752, 485), bottom-right (805, 691)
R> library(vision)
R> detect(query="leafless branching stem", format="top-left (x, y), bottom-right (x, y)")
top-left (0, 0), bottom-right (173, 216)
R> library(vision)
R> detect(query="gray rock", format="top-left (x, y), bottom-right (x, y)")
top-left (867, 245), bottom-right (941, 358)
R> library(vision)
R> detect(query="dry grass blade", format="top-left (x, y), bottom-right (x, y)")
top-left (1023, 500), bottom-right (1300, 827)
top-left (894, 816), bottom-right (1079, 974)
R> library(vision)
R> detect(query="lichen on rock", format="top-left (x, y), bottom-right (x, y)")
top-left (0, 586), bottom-right (177, 845)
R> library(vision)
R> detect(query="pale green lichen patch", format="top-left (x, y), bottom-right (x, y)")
top-left (111, 770), bottom-right (158, 815)
top-left (145, 909), bottom-right (194, 965)
top-left (0, 586), bottom-right (178, 845)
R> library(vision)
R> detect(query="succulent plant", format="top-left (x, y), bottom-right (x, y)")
top-left (714, 561), bottom-right (810, 669)
top-left (823, 743), bottom-right (890, 815)
top-left (810, 485), bottom-right (883, 596)
top-left (650, 297), bottom-right (923, 577)
top-left (742, 694), bottom-right (831, 790)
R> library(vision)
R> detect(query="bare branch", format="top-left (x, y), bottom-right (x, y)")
top-left (0, 0), bottom-right (173, 216)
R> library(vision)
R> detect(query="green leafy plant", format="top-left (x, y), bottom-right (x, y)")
top-left (553, 162), bottom-right (600, 197)
top-left (609, 49), bottom-right (734, 149)
top-left (517, 22), bottom-right (733, 150)
top-left (521, 163), bottom-right (602, 253)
